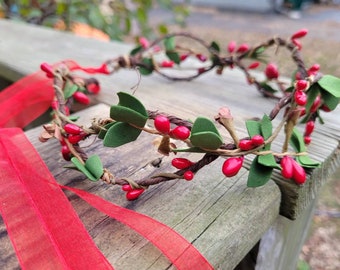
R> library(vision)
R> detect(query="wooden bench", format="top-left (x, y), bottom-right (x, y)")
top-left (1, 19), bottom-right (340, 270)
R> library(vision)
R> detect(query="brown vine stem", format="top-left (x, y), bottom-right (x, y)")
top-left (111, 154), bottom-right (219, 187)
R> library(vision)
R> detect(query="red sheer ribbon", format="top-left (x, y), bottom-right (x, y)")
top-left (61, 185), bottom-right (214, 270)
top-left (0, 128), bottom-right (114, 270)
top-left (0, 128), bottom-right (214, 270)
top-left (0, 71), bottom-right (54, 128)
top-left (0, 60), bottom-right (109, 129)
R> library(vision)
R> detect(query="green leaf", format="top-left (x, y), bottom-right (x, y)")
top-left (260, 115), bottom-right (272, 140)
top-left (164, 36), bottom-right (175, 51)
top-left (191, 117), bottom-right (220, 135)
top-left (246, 120), bottom-right (261, 138)
top-left (139, 58), bottom-right (153, 75)
top-left (71, 157), bottom-right (98, 181)
top-left (258, 153), bottom-right (280, 169)
top-left (68, 116), bottom-right (80, 122)
top-left (305, 84), bottom-right (321, 113)
top-left (190, 131), bottom-right (223, 150)
top-left (316, 110), bottom-right (325, 124)
top-left (158, 24), bottom-right (168, 35)
top-left (98, 122), bottom-right (115, 140)
top-left (64, 81), bottom-right (78, 99)
top-left (318, 75), bottom-right (340, 98)
top-left (130, 45), bottom-right (143, 56)
top-left (210, 41), bottom-right (220, 53)
top-left (247, 156), bottom-right (273, 187)
top-left (297, 155), bottom-right (320, 168)
top-left (166, 51), bottom-right (180, 64)
top-left (103, 122), bottom-right (142, 147)
top-left (259, 82), bottom-right (278, 93)
top-left (189, 117), bottom-right (223, 149)
top-left (110, 105), bottom-right (147, 127)
top-left (320, 89), bottom-right (340, 111)
top-left (85, 155), bottom-right (104, 180)
top-left (116, 92), bottom-right (148, 117)
top-left (290, 128), bottom-right (306, 153)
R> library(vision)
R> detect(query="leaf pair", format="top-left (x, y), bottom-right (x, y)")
top-left (71, 155), bottom-right (103, 181)
top-left (246, 115), bottom-right (278, 187)
top-left (189, 117), bottom-right (223, 150)
top-left (100, 92), bottom-right (148, 148)
top-left (317, 75), bottom-right (340, 111)
top-left (164, 37), bottom-right (180, 64)
top-left (290, 128), bottom-right (320, 168)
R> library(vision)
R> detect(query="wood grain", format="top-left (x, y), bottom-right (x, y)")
top-left (1, 19), bottom-right (340, 269)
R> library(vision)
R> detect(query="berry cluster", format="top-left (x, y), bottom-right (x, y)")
top-left (38, 29), bottom-right (340, 201)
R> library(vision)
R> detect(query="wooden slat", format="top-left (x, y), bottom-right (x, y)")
top-left (10, 104), bottom-right (279, 270)
top-left (1, 19), bottom-right (340, 268)
top-left (1, 18), bottom-right (340, 219)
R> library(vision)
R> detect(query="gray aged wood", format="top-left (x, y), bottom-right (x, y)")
top-left (1, 104), bottom-right (279, 270)
top-left (1, 19), bottom-right (340, 269)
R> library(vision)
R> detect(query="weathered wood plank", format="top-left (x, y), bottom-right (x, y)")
top-left (1, 19), bottom-right (340, 220)
top-left (0, 104), bottom-right (279, 270)
top-left (1, 19), bottom-right (340, 269)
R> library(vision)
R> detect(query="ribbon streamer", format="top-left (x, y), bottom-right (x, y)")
top-left (0, 128), bottom-right (114, 270)
top-left (0, 71), bottom-right (54, 128)
top-left (0, 128), bottom-right (213, 269)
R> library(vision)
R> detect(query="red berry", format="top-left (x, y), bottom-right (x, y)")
top-left (292, 160), bottom-right (306, 185)
top-left (73, 91), bottom-right (90, 105)
top-left (280, 156), bottom-right (294, 179)
top-left (295, 80), bottom-right (308, 91)
top-left (227, 41), bottom-right (236, 53)
top-left (122, 184), bottom-right (133, 192)
top-left (299, 107), bottom-right (306, 117)
top-left (196, 54), bottom-right (207, 62)
top-left (251, 135), bottom-right (265, 146)
top-left (139, 37), bottom-right (149, 48)
top-left (236, 43), bottom-right (249, 53)
top-left (61, 145), bottom-right (71, 161)
top-left (292, 39), bottom-right (302, 50)
top-left (64, 123), bottom-right (82, 135)
top-left (64, 106), bottom-right (70, 116)
top-left (248, 62), bottom-right (260, 70)
top-left (183, 171), bottom-right (194, 181)
top-left (51, 100), bottom-right (59, 110)
top-left (171, 158), bottom-right (193, 170)
top-left (67, 134), bottom-right (83, 144)
top-left (308, 64), bottom-right (320, 75)
top-left (126, 189), bottom-right (145, 200)
top-left (304, 121), bottom-right (315, 136)
top-left (87, 83), bottom-right (101, 94)
top-left (180, 54), bottom-right (189, 61)
top-left (161, 60), bottom-right (175, 68)
top-left (265, 63), bottom-right (279, 80)
top-left (40, 62), bottom-right (54, 78)
top-left (295, 71), bottom-right (303, 80)
top-left (294, 90), bottom-right (307, 106)
top-left (197, 67), bottom-right (206, 74)
top-left (238, 139), bottom-right (254, 151)
top-left (320, 104), bottom-right (331, 112)
top-left (304, 136), bottom-right (312, 145)
top-left (291, 29), bottom-right (308, 40)
top-left (222, 157), bottom-right (244, 177)
top-left (152, 45), bottom-right (161, 53)
top-left (170, 126), bottom-right (190, 140)
top-left (154, 115), bottom-right (170, 134)
top-left (310, 95), bottom-right (321, 113)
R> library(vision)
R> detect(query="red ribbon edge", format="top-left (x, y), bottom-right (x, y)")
top-left (0, 128), bottom-right (214, 270)
top-left (61, 185), bottom-right (214, 270)
top-left (0, 128), bottom-right (114, 270)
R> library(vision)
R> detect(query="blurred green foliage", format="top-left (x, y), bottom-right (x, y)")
top-left (0, 0), bottom-right (190, 40)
